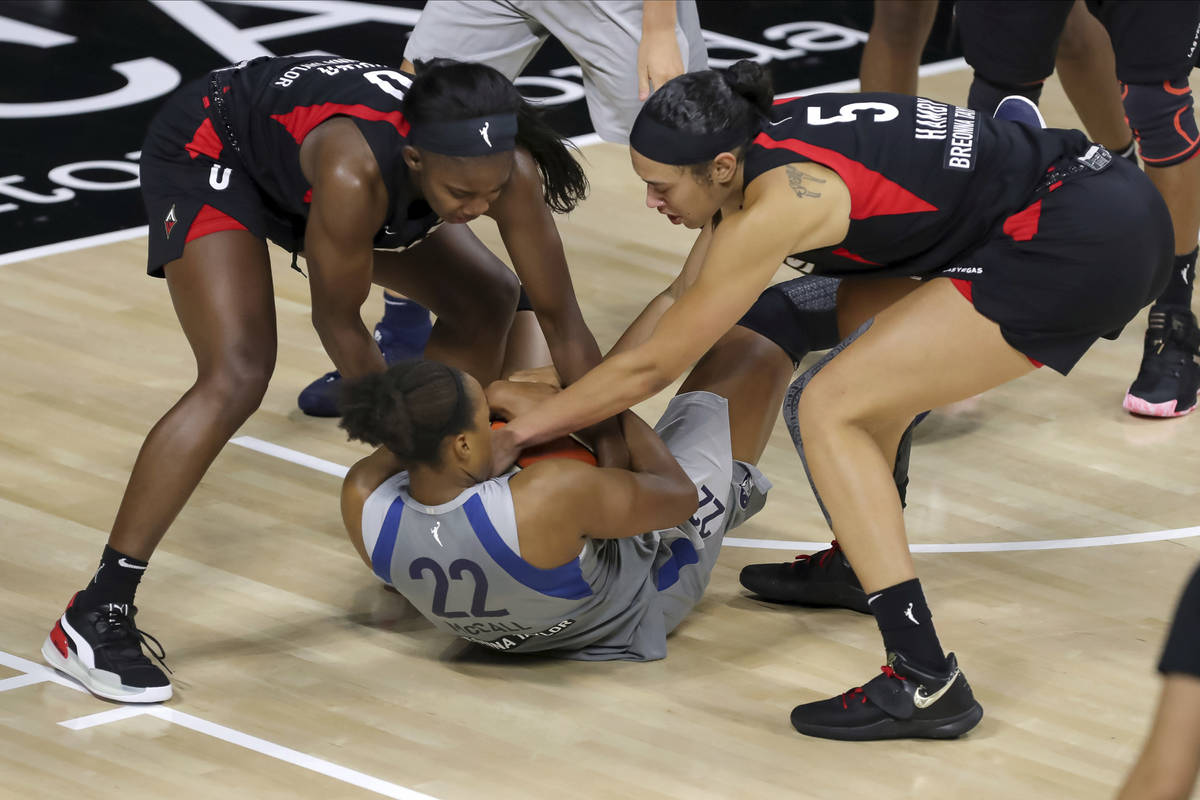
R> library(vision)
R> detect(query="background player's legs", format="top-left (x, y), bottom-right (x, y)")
top-left (1053, 0), bottom-right (1134, 155)
top-left (857, 0), bottom-right (938, 95)
top-left (957, 0), bottom-right (1072, 112)
top-left (1097, 0), bottom-right (1200, 417)
top-left (369, 224), bottom-right (521, 387)
top-left (532, 0), bottom-right (707, 143)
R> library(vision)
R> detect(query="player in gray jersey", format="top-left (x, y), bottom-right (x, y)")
top-left (337, 287), bottom-right (794, 661)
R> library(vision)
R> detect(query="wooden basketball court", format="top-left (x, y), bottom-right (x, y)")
top-left (1, 65), bottom-right (1198, 800)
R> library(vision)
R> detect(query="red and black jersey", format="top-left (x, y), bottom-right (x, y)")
top-left (745, 92), bottom-right (1091, 278)
top-left (198, 55), bottom-right (437, 252)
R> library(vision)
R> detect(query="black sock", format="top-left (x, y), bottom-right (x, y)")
top-left (1118, 139), bottom-right (1138, 166)
top-left (77, 545), bottom-right (148, 609)
top-left (869, 578), bottom-right (945, 673)
top-left (1156, 248), bottom-right (1197, 308)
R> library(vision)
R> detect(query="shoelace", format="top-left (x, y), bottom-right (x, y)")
top-left (793, 540), bottom-right (842, 569)
top-left (841, 665), bottom-right (905, 710)
top-left (98, 605), bottom-right (173, 675)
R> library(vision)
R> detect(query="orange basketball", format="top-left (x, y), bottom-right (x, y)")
top-left (491, 421), bottom-right (597, 467)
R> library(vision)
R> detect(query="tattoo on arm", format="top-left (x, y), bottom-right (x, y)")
top-left (786, 165), bottom-right (825, 199)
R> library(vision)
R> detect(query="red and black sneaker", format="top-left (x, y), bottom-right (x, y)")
top-left (42, 593), bottom-right (172, 703)
top-left (738, 541), bottom-right (871, 613)
top-left (790, 651), bottom-right (983, 741)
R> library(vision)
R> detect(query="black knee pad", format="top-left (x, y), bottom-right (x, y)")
top-left (1123, 78), bottom-right (1200, 167)
top-left (968, 74), bottom-right (1044, 115)
top-left (736, 275), bottom-right (842, 366)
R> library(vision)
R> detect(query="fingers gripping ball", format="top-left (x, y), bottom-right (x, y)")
top-left (489, 422), bottom-right (597, 467)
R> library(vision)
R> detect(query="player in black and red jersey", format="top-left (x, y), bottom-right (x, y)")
top-left (41, 55), bottom-right (621, 703)
top-left (490, 62), bottom-right (1173, 740)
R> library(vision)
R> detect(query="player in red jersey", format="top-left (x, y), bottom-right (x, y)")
top-left (41, 55), bottom-right (619, 703)
top-left (491, 62), bottom-right (1173, 740)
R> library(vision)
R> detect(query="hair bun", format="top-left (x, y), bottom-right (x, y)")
top-left (720, 60), bottom-right (773, 115)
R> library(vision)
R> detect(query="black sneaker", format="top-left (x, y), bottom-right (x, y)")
top-left (298, 315), bottom-right (432, 417)
top-left (42, 593), bottom-right (172, 703)
top-left (1124, 305), bottom-right (1200, 418)
top-left (790, 651), bottom-right (983, 741)
top-left (738, 540), bottom-right (871, 613)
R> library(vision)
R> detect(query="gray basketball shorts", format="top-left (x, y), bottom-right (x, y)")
top-left (403, 0), bottom-right (707, 143)
top-left (649, 390), bottom-right (771, 634)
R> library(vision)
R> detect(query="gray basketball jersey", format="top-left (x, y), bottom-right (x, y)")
top-left (360, 392), bottom-right (770, 661)
top-left (362, 469), bottom-right (671, 660)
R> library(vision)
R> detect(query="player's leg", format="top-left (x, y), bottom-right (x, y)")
top-left (531, 0), bottom-right (705, 144)
top-left (1054, 0), bottom-right (1135, 158)
top-left (1100, 0), bottom-right (1200, 417)
top-left (957, 0), bottom-right (1073, 114)
top-left (47, 228), bottom-right (276, 703)
top-left (369, 224), bottom-right (521, 387)
top-left (500, 287), bottom-right (553, 379)
top-left (786, 278), bottom-right (1030, 741)
top-left (736, 276), bottom-right (925, 611)
top-left (858, 0), bottom-right (939, 95)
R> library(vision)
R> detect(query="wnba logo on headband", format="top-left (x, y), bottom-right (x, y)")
top-left (409, 114), bottom-right (518, 156)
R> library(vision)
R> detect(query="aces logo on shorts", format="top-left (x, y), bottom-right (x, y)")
top-left (164, 204), bottom-right (178, 239)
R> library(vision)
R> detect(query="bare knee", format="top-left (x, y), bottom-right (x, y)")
top-left (196, 347), bottom-right (276, 422)
top-left (439, 268), bottom-right (520, 335)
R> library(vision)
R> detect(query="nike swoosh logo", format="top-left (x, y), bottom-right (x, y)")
top-left (867, 593), bottom-right (882, 605)
top-left (117, 558), bottom-right (147, 570)
top-left (767, 116), bottom-right (793, 126)
top-left (913, 668), bottom-right (960, 709)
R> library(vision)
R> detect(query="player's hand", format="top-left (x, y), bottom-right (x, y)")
top-left (490, 424), bottom-right (522, 476)
top-left (637, 29), bottom-right (685, 101)
top-left (486, 379), bottom-right (560, 421)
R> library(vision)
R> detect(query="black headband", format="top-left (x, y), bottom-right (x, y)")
top-left (408, 113), bottom-right (518, 156)
top-left (629, 112), bottom-right (751, 165)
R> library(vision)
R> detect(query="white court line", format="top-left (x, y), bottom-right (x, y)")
top-left (59, 706), bottom-right (154, 730)
top-left (0, 226), bottom-right (148, 267)
top-left (0, 673), bottom-right (50, 693)
top-left (230, 437), bottom-right (1200, 554)
top-left (147, 707), bottom-right (436, 800)
top-left (0, 647), bottom-right (435, 800)
top-left (231, 436), bottom-right (348, 477)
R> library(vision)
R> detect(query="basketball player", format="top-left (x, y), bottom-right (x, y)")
top-left (41, 55), bottom-right (621, 703)
top-left (337, 288), bottom-right (796, 662)
top-left (489, 63), bottom-right (1173, 740)
top-left (1117, 563), bottom-right (1200, 799)
top-left (737, 0), bottom-right (1192, 616)
top-left (956, 0), bottom-right (1200, 418)
top-left (298, 0), bottom-right (708, 417)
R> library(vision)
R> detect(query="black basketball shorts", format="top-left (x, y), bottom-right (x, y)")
top-left (937, 153), bottom-right (1174, 374)
top-left (140, 78), bottom-right (275, 277)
